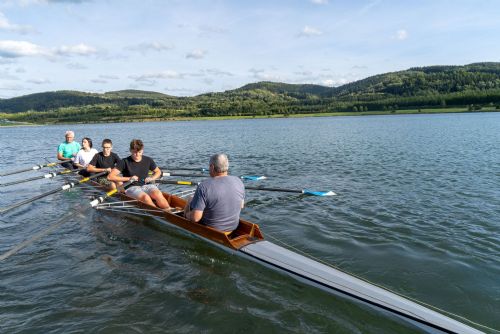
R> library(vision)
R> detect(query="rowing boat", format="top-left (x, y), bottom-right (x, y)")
top-left (86, 180), bottom-right (482, 334)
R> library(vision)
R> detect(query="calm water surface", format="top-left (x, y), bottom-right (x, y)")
top-left (0, 113), bottom-right (499, 333)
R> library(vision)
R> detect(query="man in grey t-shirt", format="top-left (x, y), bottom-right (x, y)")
top-left (185, 154), bottom-right (245, 232)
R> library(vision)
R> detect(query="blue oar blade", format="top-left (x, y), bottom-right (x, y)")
top-left (240, 175), bottom-right (267, 181)
top-left (303, 189), bottom-right (336, 196)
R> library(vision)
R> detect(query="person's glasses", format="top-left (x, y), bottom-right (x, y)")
top-left (102, 146), bottom-right (112, 149)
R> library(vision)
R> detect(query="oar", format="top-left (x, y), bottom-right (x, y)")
top-left (245, 186), bottom-right (336, 196)
top-left (0, 179), bottom-right (126, 261)
top-left (0, 160), bottom-right (69, 177)
top-left (0, 171), bottom-right (108, 215)
top-left (160, 172), bottom-right (266, 181)
top-left (160, 167), bottom-right (208, 172)
top-left (157, 180), bottom-right (336, 196)
top-left (0, 169), bottom-right (81, 187)
top-left (89, 180), bottom-right (135, 207)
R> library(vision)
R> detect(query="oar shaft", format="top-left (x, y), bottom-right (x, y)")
top-left (0, 169), bottom-right (77, 187)
top-left (0, 171), bottom-right (107, 215)
top-left (0, 161), bottom-right (67, 177)
top-left (160, 167), bottom-right (207, 172)
top-left (245, 186), bottom-right (303, 194)
top-left (158, 180), bottom-right (199, 186)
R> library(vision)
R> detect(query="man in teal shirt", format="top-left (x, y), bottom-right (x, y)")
top-left (57, 130), bottom-right (81, 169)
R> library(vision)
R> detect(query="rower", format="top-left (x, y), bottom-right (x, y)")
top-left (108, 139), bottom-right (170, 209)
top-left (57, 130), bottom-right (80, 170)
top-left (87, 138), bottom-right (121, 190)
top-left (73, 137), bottom-right (98, 176)
top-left (184, 153), bottom-right (245, 233)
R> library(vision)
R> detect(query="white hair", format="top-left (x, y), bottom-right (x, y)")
top-left (65, 130), bottom-right (75, 137)
top-left (209, 153), bottom-right (229, 173)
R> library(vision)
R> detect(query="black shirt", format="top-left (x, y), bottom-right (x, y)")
top-left (89, 152), bottom-right (121, 169)
top-left (116, 155), bottom-right (157, 186)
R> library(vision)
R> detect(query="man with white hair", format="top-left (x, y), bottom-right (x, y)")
top-left (57, 130), bottom-right (81, 170)
top-left (185, 153), bottom-right (245, 232)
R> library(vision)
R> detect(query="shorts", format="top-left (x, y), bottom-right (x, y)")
top-left (125, 184), bottom-right (159, 198)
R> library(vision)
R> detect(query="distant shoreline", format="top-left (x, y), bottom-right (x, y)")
top-left (1, 107), bottom-right (498, 127)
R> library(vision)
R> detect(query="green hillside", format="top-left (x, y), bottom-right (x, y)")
top-left (1, 62), bottom-right (500, 123)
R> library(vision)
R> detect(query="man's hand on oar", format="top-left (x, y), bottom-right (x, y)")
top-left (159, 172), bottom-right (267, 181)
top-left (157, 179), bottom-right (336, 196)
top-left (0, 160), bottom-right (69, 177)
top-left (0, 171), bottom-right (108, 215)
top-left (0, 169), bottom-right (82, 187)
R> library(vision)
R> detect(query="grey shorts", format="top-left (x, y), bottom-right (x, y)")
top-left (125, 184), bottom-right (159, 198)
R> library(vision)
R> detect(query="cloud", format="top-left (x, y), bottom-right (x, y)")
top-left (125, 42), bottom-right (174, 53)
top-left (0, 40), bottom-right (49, 58)
top-left (66, 62), bottom-right (87, 69)
top-left (55, 43), bottom-right (97, 56)
top-left (310, 0), bottom-right (328, 4)
top-left (129, 70), bottom-right (185, 85)
top-left (204, 68), bottom-right (234, 77)
top-left (249, 68), bottom-right (283, 81)
top-left (0, 83), bottom-right (25, 91)
top-left (198, 24), bottom-right (227, 36)
top-left (395, 29), bottom-right (408, 40)
top-left (0, 12), bottom-right (34, 34)
top-left (91, 78), bottom-right (107, 84)
top-left (322, 78), bottom-right (350, 87)
top-left (99, 74), bottom-right (119, 80)
top-left (0, 40), bottom-right (98, 58)
top-left (186, 49), bottom-right (207, 59)
top-left (27, 78), bottom-right (51, 84)
top-left (298, 25), bottom-right (323, 37)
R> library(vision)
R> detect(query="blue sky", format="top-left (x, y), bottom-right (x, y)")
top-left (0, 0), bottom-right (499, 98)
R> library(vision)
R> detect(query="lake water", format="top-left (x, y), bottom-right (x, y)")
top-left (0, 113), bottom-right (499, 333)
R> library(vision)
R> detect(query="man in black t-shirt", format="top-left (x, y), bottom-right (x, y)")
top-left (87, 138), bottom-right (121, 190)
top-left (108, 139), bottom-right (170, 209)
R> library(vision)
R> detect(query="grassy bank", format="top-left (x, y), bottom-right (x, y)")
top-left (0, 107), bottom-right (498, 126)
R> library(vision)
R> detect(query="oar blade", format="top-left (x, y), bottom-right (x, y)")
top-left (240, 175), bottom-right (267, 181)
top-left (303, 189), bottom-right (337, 196)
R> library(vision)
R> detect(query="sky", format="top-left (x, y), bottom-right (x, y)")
top-left (0, 0), bottom-right (499, 99)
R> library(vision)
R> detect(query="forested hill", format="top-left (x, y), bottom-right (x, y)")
top-left (1, 62), bottom-right (500, 123)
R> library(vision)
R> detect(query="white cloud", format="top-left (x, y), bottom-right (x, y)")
top-left (249, 68), bottom-right (283, 81)
top-left (129, 70), bottom-right (184, 84)
top-left (125, 42), bottom-right (174, 53)
top-left (0, 40), bottom-right (49, 58)
top-left (91, 78), bottom-right (107, 84)
top-left (395, 29), bottom-right (408, 40)
top-left (205, 68), bottom-right (233, 77)
top-left (27, 78), bottom-right (51, 84)
top-left (186, 49), bottom-right (207, 59)
top-left (298, 25), bottom-right (323, 37)
top-left (0, 40), bottom-right (98, 58)
top-left (55, 43), bottom-right (97, 56)
top-left (99, 74), bottom-right (119, 80)
top-left (310, 0), bottom-right (328, 4)
top-left (0, 12), bottom-right (33, 34)
top-left (66, 62), bottom-right (87, 69)
top-left (322, 78), bottom-right (350, 87)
